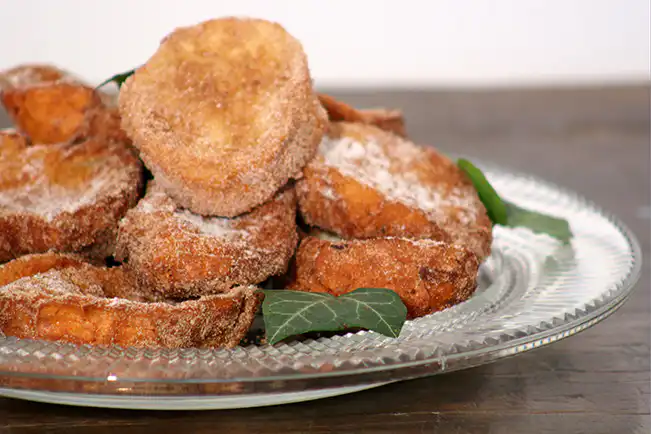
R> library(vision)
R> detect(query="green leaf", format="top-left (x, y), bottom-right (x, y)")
top-left (457, 158), bottom-right (573, 243)
top-left (335, 288), bottom-right (408, 337)
top-left (504, 201), bottom-right (573, 243)
top-left (96, 68), bottom-right (136, 90)
top-left (457, 158), bottom-right (508, 225)
top-left (261, 288), bottom-right (408, 345)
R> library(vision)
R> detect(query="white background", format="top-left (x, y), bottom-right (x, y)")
top-left (1, 0), bottom-right (649, 87)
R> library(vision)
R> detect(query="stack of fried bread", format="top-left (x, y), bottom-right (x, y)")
top-left (0, 17), bottom-right (492, 348)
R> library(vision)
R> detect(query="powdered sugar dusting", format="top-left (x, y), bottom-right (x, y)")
top-left (116, 185), bottom-right (297, 298)
top-left (318, 134), bottom-right (477, 227)
top-left (383, 236), bottom-right (447, 247)
top-left (0, 144), bottom-right (135, 222)
top-left (319, 185), bottom-right (337, 200)
top-left (310, 228), bottom-right (447, 247)
top-left (134, 187), bottom-right (251, 241)
top-left (4, 272), bottom-right (104, 299)
top-left (309, 228), bottom-right (343, 242)
top-left (134, 188), bottom-right (176, 214)
top-left (0, 65), bottom-right (77, 91)
top-left (175, 209), bottom-right (251, 240)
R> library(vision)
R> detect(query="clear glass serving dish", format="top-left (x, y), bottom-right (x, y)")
top-left (0, 161), bottom-right (642, 410)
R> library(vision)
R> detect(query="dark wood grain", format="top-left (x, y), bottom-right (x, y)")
top-left (0, 85), bottom-right (649, 434)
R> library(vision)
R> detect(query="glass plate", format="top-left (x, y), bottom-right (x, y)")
top-left (0, 162), bottom-right (642, 410)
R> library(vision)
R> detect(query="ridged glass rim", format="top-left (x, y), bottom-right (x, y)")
top-left (0, 158), bottom-right (643, 390)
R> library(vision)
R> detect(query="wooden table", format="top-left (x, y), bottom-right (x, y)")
top-left (0, 86), bottom-right (648, 434)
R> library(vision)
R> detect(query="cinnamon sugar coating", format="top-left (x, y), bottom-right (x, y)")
top-left (290, 236), bottom-right (479, 319)
top-left (116, 183), bottom-right (297, 298)
top-left (119, 17), bottom-right (327, 217)
top-left (296, 122), bottom-right (492, 260)
top-left (0, 252), bottom-right (86, 286)
top-left (0, 256), bottom-right (261, 348)
top-left (0, 131), bottom-right (143, 262)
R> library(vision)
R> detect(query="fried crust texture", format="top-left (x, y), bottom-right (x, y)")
top-left (1, 64), bottom-right (129, 146)
top-left (119, 17), bottom-right (327, 216)
top-left (0, 256), bottom-right (261, 348)
top-left (296, 122), bottom-right (492, 260)
top-left (290, 236), bottom-right (479, 318)
top-left (0, 252), bottom-right (86, 286)
top-left (116, 183), bottom-right (297, 298)
top-left (0, 131), bottom-right (143, 262)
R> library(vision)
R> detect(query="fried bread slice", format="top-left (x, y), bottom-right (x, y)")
top-left (1, 64), bottom-right (99, 144)
top-left (0, 252), bottom-right (86, 286)
top-left (296, 122), bottom-right (492, 260)
top-left (290, 236), bottom-right (479, 319)
top-left (0, 256), bottom-right (261, 348)
top-left (115, 183), bottom-right (297, 298)
top-left (119, 17), bottom-right (327, 216)
top-left (318, 93), bottom-right (406, 137)
top-left (1, 64), bottom-right (127, 145)
top-left (0, 130), bottom-right (143, 262)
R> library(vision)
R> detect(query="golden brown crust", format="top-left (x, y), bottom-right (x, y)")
top-left (0, 260), bottom-right (261, 348)
top-left (1, 64), bottom-right (127, 147)
top-left (2, 81), bottom-right (102, 145)
top-left (318, 93), bottom-right (406, 137)
top-left (0, 252), bottom-right (86, 287)
top-left (0, 131), bottom-right (143, 262)
top-left (296, 122), bottom-right (492, 260)
top-left (119, 17), bottom-right (327, 217)
top-left (115, 183), bottom-right (298, 298)
top-left (290, 236), bottom-right (479, 318)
